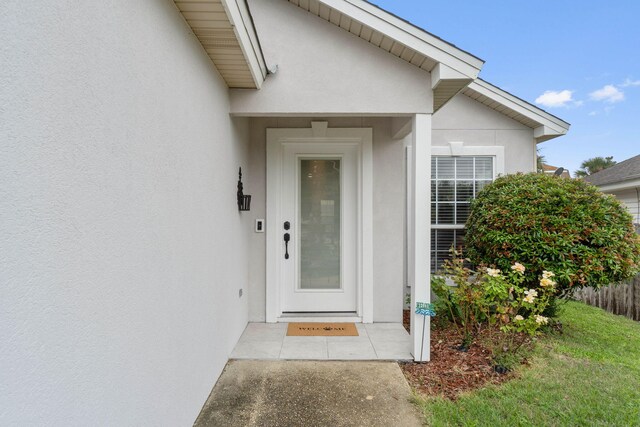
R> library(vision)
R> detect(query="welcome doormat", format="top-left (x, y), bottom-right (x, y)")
top-left (287, 322), bottom-right (359, 336)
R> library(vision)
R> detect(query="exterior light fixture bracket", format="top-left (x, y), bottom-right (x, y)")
top-left (237, 167), bottom-right (251, 211)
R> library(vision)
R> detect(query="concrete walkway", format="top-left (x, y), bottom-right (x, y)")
top-left (195, 360), bottom-right (423, 427)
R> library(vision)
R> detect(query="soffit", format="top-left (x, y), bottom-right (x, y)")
top-left (174, 0), bottom-right (266, 88)
top-left (463, 87), bottom-right (541, 129)
top-left (290, 0), bottom-right (439, 72)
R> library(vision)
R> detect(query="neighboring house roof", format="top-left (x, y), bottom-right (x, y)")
top-left (463, 79), bottom-right (570, 142)
top-left (173, 0), bottom-right (267, 88)
top-left (584, 154), bottom-right (640, 190)
top-left (542, 163), bottom-right (571, 178)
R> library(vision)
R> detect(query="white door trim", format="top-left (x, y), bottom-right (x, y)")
top-left (266, 125), bottom-right (373, 323)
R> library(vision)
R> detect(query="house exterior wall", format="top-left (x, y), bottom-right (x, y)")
top-left (606, 188), bottom-right (640, 225)
top-left (433, 94), bottom-right (536, 173)
top-left (1, 1), bottom-right (250, 425)
top-left (247, 117), bottom-right (405, 322)
top-left (230, 0), bottom-right (433, 116)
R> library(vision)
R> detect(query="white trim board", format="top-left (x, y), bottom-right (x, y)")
top-left (431, 143), bottom-right (505, 176)
top-left (464, 80), bottom-right (570, 142)
top-left (266, 125), bottom-right (373, 323)
top-left (294, 0), bottom-right (484, 78)
top-left (596, 178), bottom-right (640, 193)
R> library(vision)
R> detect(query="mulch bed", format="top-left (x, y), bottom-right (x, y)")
top-left (400, 310), bottom-right (516, 400)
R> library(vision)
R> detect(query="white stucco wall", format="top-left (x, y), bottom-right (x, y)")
top-left (433, 94), bottom-right (537, 173)
top-left (246, 118), bottom-right (405, 322)
top-left (230, 0), bottom-right (433, 116)
top-left (1, 1), bottom-right (250, 425)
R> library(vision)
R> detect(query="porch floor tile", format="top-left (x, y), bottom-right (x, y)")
top-left (230, 322), bottom-right (413, 361)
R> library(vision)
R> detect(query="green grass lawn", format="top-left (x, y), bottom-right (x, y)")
top-left (415, 301), bottom-right (640, 426)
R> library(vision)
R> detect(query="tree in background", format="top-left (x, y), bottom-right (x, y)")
top-left (574, 156), bottom-right (616, 177)
top-left (536, 152), bottom-right (546, 173)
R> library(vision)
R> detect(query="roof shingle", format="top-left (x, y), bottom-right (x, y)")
top-left (584, 154), bottom-right (640, 186)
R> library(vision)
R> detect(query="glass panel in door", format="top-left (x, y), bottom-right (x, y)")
top-left (299, 159), bottom-right (341, 290)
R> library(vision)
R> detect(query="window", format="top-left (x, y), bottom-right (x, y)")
top-left (431, 156), bottom-right (494, 271)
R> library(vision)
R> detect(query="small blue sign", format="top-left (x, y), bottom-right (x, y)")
top-left (415, 302), bottom-right (436, 317)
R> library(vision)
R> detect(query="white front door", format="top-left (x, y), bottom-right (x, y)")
top-left (266, 125), bottom-right (373, 322)
top-left (280, 142), bottom-right (358, 312)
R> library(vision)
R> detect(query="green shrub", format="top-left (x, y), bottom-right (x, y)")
top-left (465, 173), bottom-right (640, 296)
top-left (432, 255), bottom-right (557, 369)
top-left (431, 256), bottom-right (482, 347)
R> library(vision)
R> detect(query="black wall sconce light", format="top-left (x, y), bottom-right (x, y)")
top-left (237, 167), bottom-right (251, 211)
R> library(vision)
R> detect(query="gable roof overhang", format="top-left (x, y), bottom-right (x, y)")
top-left (174, 0), bottom-right (570, 138)
top-left (463, 79), bottom-right (571, 142)
top-left (173, 0), bottom-right (267, 88)
top-left (287, 0), bottom-right (485, 112)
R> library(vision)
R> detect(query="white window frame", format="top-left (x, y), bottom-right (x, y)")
top-left (430, 143), bottom-right (505, 268)
top-left (431, 142), bottom-right (505, 174)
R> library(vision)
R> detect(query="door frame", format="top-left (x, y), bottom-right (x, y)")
top-left (266, 123), bottom-right (373, 323)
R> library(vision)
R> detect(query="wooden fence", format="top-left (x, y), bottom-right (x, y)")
top-left (574, 275), bottom-right (640, 321)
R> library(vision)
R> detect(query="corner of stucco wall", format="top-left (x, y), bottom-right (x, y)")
top-left (367, 118), bottom-right (406, 323)
top-left (1, 0), bottom-right (254, 424)
top-left (246, 117), bottom-right (271, 322)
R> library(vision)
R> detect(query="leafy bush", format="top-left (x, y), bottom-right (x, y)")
top-left (465, 173), bottom-right (640, 296)
top-left (432, 255), bottom-right (557, 370)
top-left (431, 257), bottom-right (482, 347)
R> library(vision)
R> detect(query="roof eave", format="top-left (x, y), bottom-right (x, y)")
top-left (294, 0), bottom-right (484, 111)
top-left (222, 0), bottom-right (268, 88)
top-left (431, 63), bottom-right (473, 112)
top-left (534, 126), bottom-right (568, 143)
top-left (467, 80), bottom-right (571, 142)
top-left (174, 0), bottom-right (267, 89)
top-left (595, 178), bottom-right (640, 192)
top-left (335, 0), bottom-right (485, 77)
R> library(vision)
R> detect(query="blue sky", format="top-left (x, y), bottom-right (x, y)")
top-left (372, 0), bottom-right (640, 175)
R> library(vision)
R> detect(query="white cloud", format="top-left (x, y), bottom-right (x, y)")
top-left (535, 90), bottom-right (574, 108)
top-left (621, 78), bottom-right (640, 87)
top-left (588, 111), bottom-right (597, 116)
top-left (589, 85), bottom-right (625, 103)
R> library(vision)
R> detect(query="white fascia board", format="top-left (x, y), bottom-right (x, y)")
top-left (431, 63), bottom-right (472, 89)
top-left (534, 125), bottom-right (568, 143)
top-left (221, 0), bottom-right (267, 88)
top-left (432, 63), bottom-right (473, 111)
top-left (596, 178), bottom-right (640, 193)
top-left (317, 0), bottom-right (484, 79)
top-left (469, 80), bottom-right (570, 141)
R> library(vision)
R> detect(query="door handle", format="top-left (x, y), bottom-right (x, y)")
top-left (284, 233), bottom-right (290, 259)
